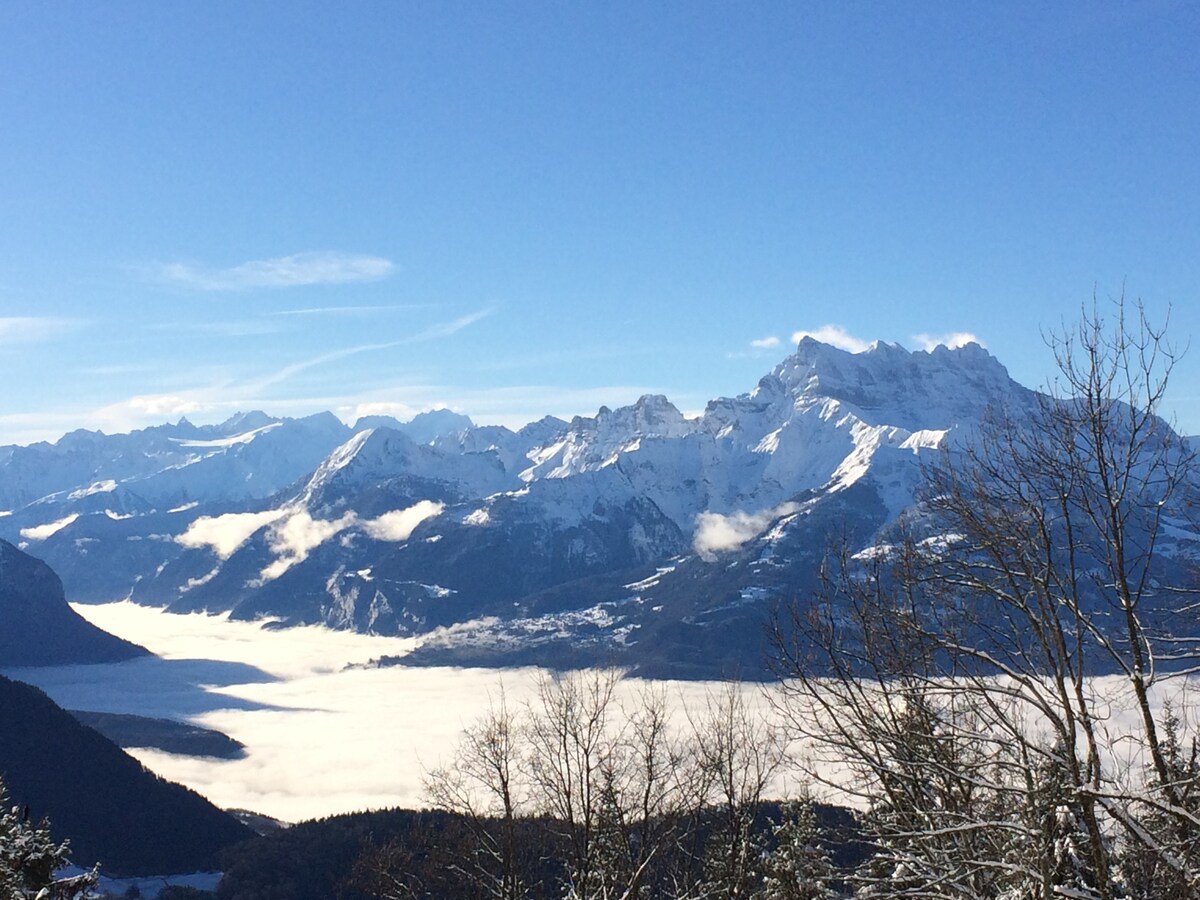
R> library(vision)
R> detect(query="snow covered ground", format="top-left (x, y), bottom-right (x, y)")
top-left (4, 602), bottom-right (798, 822)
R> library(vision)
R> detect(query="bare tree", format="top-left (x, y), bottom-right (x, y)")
top-left (421, 669), bottom-right (805, 899)
top-left (774, 300), bottom-right (1200, 898)
top-left (423, 670), bottom-right (713, 900)
top-left (423, 687), bottom-right (529, 899)
top-left (524, 669), bottom-right (620, 897)
top-left (690, 681), bottom-right (788, 898)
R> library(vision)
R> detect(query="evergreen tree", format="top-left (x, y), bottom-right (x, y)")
top-left (757, 798), bottom-right (836, 900)
top-left (1006, 745), bottom-right (1107, 900)
top-left (0, 777), bottom-right (96, 900)
top-left (1119, 708), bottom-right (1200, 898)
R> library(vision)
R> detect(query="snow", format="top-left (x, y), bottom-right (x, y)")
top-left (624, 565), bottom-right (677, 591)
top-left (464, 508), bottom-right (490, 525)
top-left (69, 868), bottom-right (221, 898)
top-left (67, 479), bottom-right (117, 499)
top-left (0, 338), bottom-right (1058, 659)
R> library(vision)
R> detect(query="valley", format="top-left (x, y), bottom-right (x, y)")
top-left (3, 601), bottom-right (796, 822)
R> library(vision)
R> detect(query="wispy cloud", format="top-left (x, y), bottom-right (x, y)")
top-left (84, 388), bottom-right (232, 436)
top-left (791, 325), bottom-right (871, 353)
top-left (177, 509), bottom-right (289, 559)
top-left (0, 316), bottom-right (79, 344)
top-left (57, 310), bottom-right (490, 442)
top-left (122, 393), bottom-right (208, 418)
top-left (409, 308), bottom-right (494, 341)
top-left (149, 319), bottom-right (285, 337)
top-left (273, 305), bottom-right (425, 317)
top-left (912, 331), bottom-right (983, 351)
top-left (250, 308), bottom-right (494, 391)
top-left (77, 363), bottom-right (161, 377)
top-left (750, 336), bottom-right (781, 350)
top-left (157, 252), bottom-right (395, 291)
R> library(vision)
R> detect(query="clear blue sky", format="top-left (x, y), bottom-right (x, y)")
top-left (1, 1), bottom-right (1197, 444)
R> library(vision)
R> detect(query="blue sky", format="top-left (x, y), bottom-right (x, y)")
top-left (1, 1), bottom-right (1197, 444)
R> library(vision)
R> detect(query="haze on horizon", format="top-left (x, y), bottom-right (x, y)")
top-left (2, 2), bottom-right (1197, 446)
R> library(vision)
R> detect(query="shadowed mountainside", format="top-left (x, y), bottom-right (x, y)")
top-left (0, 675), bottom-right (255, 876)
top-left (0, 539), bottom-right (148, 666)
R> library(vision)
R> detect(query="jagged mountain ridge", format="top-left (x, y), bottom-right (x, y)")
top-left (6, 338), bottom-right (1184, 676)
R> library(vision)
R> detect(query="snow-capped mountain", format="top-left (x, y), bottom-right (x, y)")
top-left (2, 339), bottom-right (1190, 676)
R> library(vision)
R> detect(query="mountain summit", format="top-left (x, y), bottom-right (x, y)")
top-left (0, 339), bottom-right (1167, 676)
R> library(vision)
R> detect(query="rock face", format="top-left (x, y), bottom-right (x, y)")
top-left (0, 540), bottom-right (148, 667)
top-left (0, 340), bottom-right (1196, 677)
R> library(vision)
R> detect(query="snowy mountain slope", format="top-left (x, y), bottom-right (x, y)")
top-left (5, 338), bottom-right (1176, 676)
top-left (0, 412), bottom-right (349, 515)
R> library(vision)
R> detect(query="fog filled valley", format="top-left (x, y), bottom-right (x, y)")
top-left (5, 601), bottom-right (799, 822)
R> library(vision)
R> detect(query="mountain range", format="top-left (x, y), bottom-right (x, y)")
top-left (2, 339), bottom-right (1195, 677)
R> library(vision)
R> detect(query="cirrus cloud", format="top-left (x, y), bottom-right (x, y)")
top-left (158, 251), bottom-right (395, 291)
top-left (0, 316), bottom-right (80, 344)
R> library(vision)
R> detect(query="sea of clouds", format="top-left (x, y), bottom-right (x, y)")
top-left (6, 602), bottom-right (1192, 825)
top-left (3, 603), bottom-right (795, 823)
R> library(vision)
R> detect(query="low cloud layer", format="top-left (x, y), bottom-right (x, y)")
top-left (177, 502), bottom-right (447, 580)
top-left (20, 513), bottom-right (80, 541)
top-left (159, 252), bottom-right (395, 291)
top-left (177, 510), bottom-right (288, 559)
top-left (693, 502), bottom-right (800, 559)
top-left (6, 602), bottom-right (790, 821)
top-left (361, 501), bottom-right (445, 542)
top-left (7, 603), bottom-right (1184, 823)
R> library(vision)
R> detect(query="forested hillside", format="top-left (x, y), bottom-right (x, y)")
top-left (0, 676), bottom-right (253, 876)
